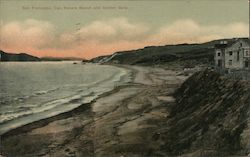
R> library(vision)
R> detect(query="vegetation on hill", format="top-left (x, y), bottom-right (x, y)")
top-left (90, 38), bottom-right (246, 67)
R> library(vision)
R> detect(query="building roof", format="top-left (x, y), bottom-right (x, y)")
top-left (214, 44), bottom-right (228, 49)
top-left (215, 38), bottom-right (250, 49)
top-left (240, 38), bottom-right (250, 45)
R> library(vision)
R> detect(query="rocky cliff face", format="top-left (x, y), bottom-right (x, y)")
top-left (164, 70), bottom-right (250, 156)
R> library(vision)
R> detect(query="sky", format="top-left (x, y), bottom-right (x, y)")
top-left (0, 0), bottom-right (249, 59)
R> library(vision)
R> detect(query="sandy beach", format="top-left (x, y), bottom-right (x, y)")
top-left (1, 65), bottom-right (188, 157)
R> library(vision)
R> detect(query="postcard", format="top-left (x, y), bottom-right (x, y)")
top-left (0, 0), bottom-right (249, 157)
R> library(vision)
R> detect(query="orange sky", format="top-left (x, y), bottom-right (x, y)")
top-left (0, 1), bottom-right (249, 59)
top-left (1, 18), bottom-right (248, 59)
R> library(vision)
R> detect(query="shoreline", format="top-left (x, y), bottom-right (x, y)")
top-left (1, 64), bottom-right (188, 157)
top-left (0, 64), bottom-right (136, 139)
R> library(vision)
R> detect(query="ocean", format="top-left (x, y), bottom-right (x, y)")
top-left (0, 62), bottom-right (131, 135)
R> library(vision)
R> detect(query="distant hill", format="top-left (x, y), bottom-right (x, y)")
top-left (0, 50), bottom-right (86, 62)
top-left (41, 57), bottom-right (84, 61)
top-left (90, 38), bottom-right (248, 66)
top-left (0, 50), bottom-right (41, 62)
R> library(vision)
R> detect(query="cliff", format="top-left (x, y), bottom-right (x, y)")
top-left (163, 70), bottom-right (250, 156)
top-left (0, 50), bottom-right (41, 62)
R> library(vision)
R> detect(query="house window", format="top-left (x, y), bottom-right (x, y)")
top-left (229, 60), bottom-right (233, 66)
top-left (229, 51), bottom-right (233, 56)
top-left (245, 50), bottom-right (249, 57)
top-left (240, 43), bottom-right (243, 47)
top-left (218, 53), bottom-right (221, 56)
top-left (245, 61), bottom-right (249, 68)
top-left (237, 51), bottom-right (240, 61)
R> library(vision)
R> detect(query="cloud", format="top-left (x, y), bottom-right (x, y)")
top-left (0, 18), bottom-right (248, 59)
top-left (78, 21), bottom-right (117, 40)
top-left (73, 17), bottom-right (150, 43)
top-left (148, 19), bottom-right (249, 45)
top-left (45, 17), bottom-right (149, 50)
top-left (0, 19), bottom-right (55, 50)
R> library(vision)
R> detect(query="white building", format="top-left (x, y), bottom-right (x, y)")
top-left (214, 38), bottom-right (250, 70)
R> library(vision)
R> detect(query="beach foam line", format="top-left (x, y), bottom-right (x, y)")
top-left (0, 65), bottom-right (133, 137)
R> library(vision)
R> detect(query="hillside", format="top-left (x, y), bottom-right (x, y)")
top-left (163, 70), bottom-right (250, 156)
top-left (0, 50), bottom-right (41, 62)
top-left (90, 38), bottom-right (245, 67)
